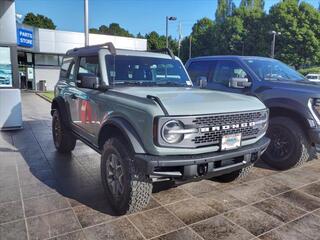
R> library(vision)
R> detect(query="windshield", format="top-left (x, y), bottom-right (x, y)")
top-left (243, 58), bottom-right (305, 82)
top-left (105, 55), bottom-right (191, 87)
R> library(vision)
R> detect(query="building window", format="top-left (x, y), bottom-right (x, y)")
top-left (35, 54), bottom-right (59, 66)
top-left (0, 47), bottom-right (13, 88)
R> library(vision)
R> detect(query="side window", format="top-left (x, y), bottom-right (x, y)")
top-left (60, 57), bottom-right (74, 79)
top-left (68, 63), bottom-right (75, 82)
top-left (212, 60), bottom-right (248, 86)
top-left (187, 61), bottom-right (212, 83)
top-left (78, 56), bottom-right (100, 78)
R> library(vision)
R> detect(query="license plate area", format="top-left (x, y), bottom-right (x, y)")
top-left (221, 133), bottom-right (242, 151)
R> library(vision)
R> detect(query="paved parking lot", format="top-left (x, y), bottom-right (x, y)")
top-left (1, 92), bottom-right (320, 240)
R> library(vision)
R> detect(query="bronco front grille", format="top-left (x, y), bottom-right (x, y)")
top-left (192, 112), bottom-right (263, 126)
top-left (156, 109), bottom-right (268, 148)
top-left (192, 128), bottom-right (260, 145)
top-left (191, 111), bottom-right (267, 147)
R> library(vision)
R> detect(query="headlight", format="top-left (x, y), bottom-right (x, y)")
top-left (161, 120), bottom-right (184, 144)
top-left (308, 98), bottom-right (320, 125)
top-left (312, 99), bottom-right (320, 113)
top-left (261, 109), bottom-right (269, 130)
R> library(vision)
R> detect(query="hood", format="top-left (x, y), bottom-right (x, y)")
top-left (112, 87), bottom-right (266, 115)
top-left (263, 80), bottom-right (320, 96)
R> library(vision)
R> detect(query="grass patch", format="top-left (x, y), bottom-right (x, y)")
top-left (38, 91), bottom-right (54, 102)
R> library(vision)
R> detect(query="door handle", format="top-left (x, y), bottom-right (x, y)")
top-left (70, 93), bottom-right (77, 100)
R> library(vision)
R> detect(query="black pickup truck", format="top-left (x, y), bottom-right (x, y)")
top-left (186, 56), bottom-right (320, 170)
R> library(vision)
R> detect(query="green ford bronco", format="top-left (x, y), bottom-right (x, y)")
top-left (51, 42), bottom-right (270, 214)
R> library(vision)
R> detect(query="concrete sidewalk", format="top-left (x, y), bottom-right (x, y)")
top-left (1, 92), bottom-right (320, 240)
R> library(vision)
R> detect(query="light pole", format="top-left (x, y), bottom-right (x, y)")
top-left (84, 0), bottom-right (89, 46)
top-left (270, 30), bottom-right (281, 58)
top-left (166, 16), bottom-right (177, 48)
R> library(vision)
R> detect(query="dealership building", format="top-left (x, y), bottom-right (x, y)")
top-left (0, 0), bottom-right (147, 91)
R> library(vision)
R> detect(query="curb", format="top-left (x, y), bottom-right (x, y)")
top-left (35, 92), bottom-right (52, 103)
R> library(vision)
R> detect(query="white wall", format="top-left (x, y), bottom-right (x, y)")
top-left (0, 0), bottom-right (17, 45)
top-left (34, 66), bottom-right (60, 91)
top-left (0, 89), bottom-right (22, 129)
top-left (35, 28), bottom-right (147, 54)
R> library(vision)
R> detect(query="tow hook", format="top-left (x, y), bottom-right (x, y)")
top-left (197, 163), bottom-right (208, 176)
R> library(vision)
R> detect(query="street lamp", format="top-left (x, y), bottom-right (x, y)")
top-left (166, 16), bottom-right (177, 48)
top-left (269, 30), bottom-right (281, 58)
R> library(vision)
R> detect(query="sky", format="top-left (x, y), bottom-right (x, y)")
top-left (15, 0), bottom-right (319, 39)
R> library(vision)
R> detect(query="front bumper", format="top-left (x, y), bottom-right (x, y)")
top-left (135, 136), bottom-right (270, 179)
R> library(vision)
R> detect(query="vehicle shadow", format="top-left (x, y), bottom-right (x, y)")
top-left (1, 118), bottom-right (117, 216)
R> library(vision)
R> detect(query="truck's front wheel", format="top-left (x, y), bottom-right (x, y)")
top-left (101, 138), bottom-right (152, 215)
top-left (262, 117), bottom-right (312, 170)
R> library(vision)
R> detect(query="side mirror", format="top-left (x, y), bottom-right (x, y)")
top-left (76, 73), bottom-right (99, 89)
top-left (229, 77), bottom-right (252, 89)
top-left (197, 76), bottom-right (208, 88)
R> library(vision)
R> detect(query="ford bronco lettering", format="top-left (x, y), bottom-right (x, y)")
top-left (51, 43), bottom-right (270, 214)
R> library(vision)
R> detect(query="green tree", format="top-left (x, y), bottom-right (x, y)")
top-left (240, 0), bottom-right (265, 11)
top-left (213, 16), bottom-right (246, 55)
top-left (232, 5), bottom-right (269, 56)
top-left (144, 31), bottom-right (178, 55)
top-left (268, 0), bottom-right (320, 67)
top-left (179, 36), bottom-right (191, 62)
top-left (145, 31), bottom-right (166, 50)
top-left (215, 0), bottom-right (235, 23)
top-left (189, 18), bottom-right (215, 57)
top-left (23, 13), bottom-right (56, 29)
top-left (89, 23), bottom-right (133, 37)
top-left (136, 32), bottom-right (144, 39)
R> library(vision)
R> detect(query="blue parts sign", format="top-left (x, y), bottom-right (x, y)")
top-left (17, 28), bottom-right (33, 48)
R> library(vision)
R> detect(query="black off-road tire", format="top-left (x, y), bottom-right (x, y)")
top-left (52, 110), bottom-right (76, 153)
top-left (262, 116), bottom-right (312, 170)
top-left (101, 137), bottom-right (152, 215)
top-left (213, 164), bottom-right (254, 182)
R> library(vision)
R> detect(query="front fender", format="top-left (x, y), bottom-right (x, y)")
top-left (98, 117), bottom-right (146, 154)
top-left (264, 98), bottom-right (312, 120)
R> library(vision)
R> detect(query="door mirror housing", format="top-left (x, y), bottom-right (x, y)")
top-left (76, 73), bottom-right (99, 89)
top-left (197, 76), bottom-right (208, 88)
top-left (229, 77), bottom-right (252, 89)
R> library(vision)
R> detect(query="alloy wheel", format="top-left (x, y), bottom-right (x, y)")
top-left (53, 114), bottom-right (62, 147)
top-left (105, 153), bottom-right (124, 198)
top-left (268, 126), bottom-right (294, 160)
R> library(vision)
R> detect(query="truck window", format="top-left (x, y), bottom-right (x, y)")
top-left (212, 60), bottom-right (248, 86)
top-left (60, 57), bottom-right (74, 80)
top-left (187, 61), bottom-right (212, 83)
top-left (68, 63), bottom-right (75, 82)
top-left (79, 56), bottom-right (100, 76)
top-left (76, 56), bottom-right (101, 84)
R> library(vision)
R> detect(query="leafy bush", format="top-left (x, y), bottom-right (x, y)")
top-left (298, 67), bottom-right (320, 76)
